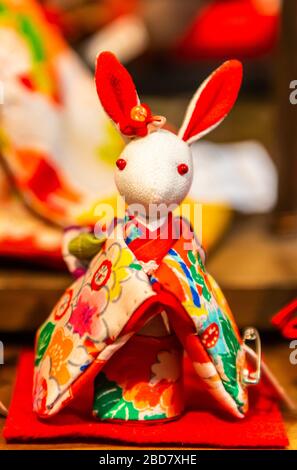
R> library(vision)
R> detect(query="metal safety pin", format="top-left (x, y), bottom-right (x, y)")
top-left (241, 327), bottom-right (261, 385)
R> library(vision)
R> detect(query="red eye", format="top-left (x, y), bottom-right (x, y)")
top-left (116, 158), bottom-right (127, 170)
top-left (177, 163), bottom-right (189, 175)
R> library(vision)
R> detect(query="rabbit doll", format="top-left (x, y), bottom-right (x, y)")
top-left (33, 52), bottom-right (259, 422)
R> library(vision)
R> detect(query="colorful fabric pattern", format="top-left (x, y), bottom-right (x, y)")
top-left (155, 244), bottom-right (247, 415)
top-left (34, 222), bottom-right (156, 416)
top-left (33, 216), bottom-right (248, 419)
top-left (93, 334), bottom-right (184, 421)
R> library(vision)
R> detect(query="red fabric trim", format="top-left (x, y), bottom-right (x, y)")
top-left (120, 284), bottom-right (218, 370)
top-left (181, 60), bottom-right (242, 142)
top-left (152, 285), bottom-right (212, 365)
top-left (126, 213), bottom-right (176, 263)
top-left (95, 52), bottom-right (138, 128)
top-left (3, 350), bottom-right (288, 447)
top-left (95, 52), bottom-right (153, 137)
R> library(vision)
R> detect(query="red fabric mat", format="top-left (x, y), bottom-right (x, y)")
top-left (3, 350), bottom-right (288, 447)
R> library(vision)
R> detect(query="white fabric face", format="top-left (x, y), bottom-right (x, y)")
top-left (115, 130), bottom-right (193, 214)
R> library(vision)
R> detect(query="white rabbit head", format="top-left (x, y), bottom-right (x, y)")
top-left (95, 52), bottom-right (242, 217)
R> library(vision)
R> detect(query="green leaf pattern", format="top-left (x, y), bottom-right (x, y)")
top-left (35, 322), bottom-right (55, 366)
top-left (93, 373), bottom-right (169, 421)
top-left (93, 373), bottom-right (139, 420)
top-left (187, 249), bottom-right (244, 409)
top-left (218, 315), bottom-right (244, 408)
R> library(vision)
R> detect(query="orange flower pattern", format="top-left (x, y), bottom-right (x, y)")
top-left (46, 328), bottom-right (73, 385)
top-left (93, 334), bottom-right (184, 421)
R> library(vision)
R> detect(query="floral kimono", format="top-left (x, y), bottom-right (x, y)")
top-left (33, 213), bottom-right (248, 421)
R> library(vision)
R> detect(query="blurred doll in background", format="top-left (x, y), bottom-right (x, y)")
top-left (0, 0), bottom-right (278, 267)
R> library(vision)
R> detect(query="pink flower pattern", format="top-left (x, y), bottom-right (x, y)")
top-left (69, 287), bottom-right (107, 338)
top-left (69, 297), bottom-right (97, 337)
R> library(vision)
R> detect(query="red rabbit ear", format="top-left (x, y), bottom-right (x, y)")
top-left (95, 51), bottom-right (140, 134)
top-left (178, 60), bottom-right (243, 144)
